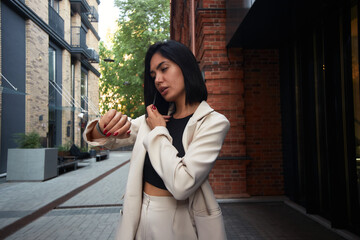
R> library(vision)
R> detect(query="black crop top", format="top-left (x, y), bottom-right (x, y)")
top-left (143, 114), bottom-right (193, 190)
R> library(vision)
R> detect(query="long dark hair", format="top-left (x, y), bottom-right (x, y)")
top-left (144, 40), bottom-right (207, 115)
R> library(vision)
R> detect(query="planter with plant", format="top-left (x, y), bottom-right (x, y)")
top-left (7, 132), bottom-right (58, 181)
top-left (57, 141), bottom-right (72, 157)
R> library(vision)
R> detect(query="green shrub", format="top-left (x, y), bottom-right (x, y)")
top-left (13, 132), bottom-right (42, 149)
top-left (80, 146), bottom-right (89, 152)
top-left (57, 141), bottom-right (72, 152)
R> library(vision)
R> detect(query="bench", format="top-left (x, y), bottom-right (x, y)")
top-left (57, 156), bottom-right (79, 173)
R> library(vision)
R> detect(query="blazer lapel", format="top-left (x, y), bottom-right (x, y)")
top-left (182, 101), bottom-right (214, 151)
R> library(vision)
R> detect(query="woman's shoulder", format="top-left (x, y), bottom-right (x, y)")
top-left (193, 101), bottom-right (230, 126)
top-left (208, 110), bottom-right (230, 125)
top-left (193, 110), bottom-right (230, 138)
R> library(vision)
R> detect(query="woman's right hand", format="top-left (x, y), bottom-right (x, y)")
top-left (92, 109), bottom-right (131, 139)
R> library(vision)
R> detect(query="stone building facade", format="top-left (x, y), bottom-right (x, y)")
top-left (0, 0), bottom-right (100, 174)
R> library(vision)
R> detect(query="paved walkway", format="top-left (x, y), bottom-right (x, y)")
top-left (0, 151), bottom-right (355, 239)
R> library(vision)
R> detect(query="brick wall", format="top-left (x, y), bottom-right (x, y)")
top-left (73, 60), bottom-right (82, 147)
top-left (171, 0), bottom-right (284, 197)
top-left (197, 7), bottom-right (249, 198)
top-left (25, 0), bottom-right (48, 23)
top-left (87, 31), bottom-right (100, 54)
top-left (243, 49), bottom-right (283, 196)
top-left (60, 0), bottom-right (71, 44)
top-left (209, 159), bottom-right (250, 198)
top-left (71, 12), bottom-right (81, 26)
top-left (171, 0), bottom-right (190, 46)
top-left (61, 50), bottom-right (72, 145)
top-left (25, 20), bottom-right (49, 137)
top-left (87, 71), bottom-right (99, 119)
top-left (172, 0), bottom-right (250, 198)
top-left (201, 0), bottom-right (225, 8)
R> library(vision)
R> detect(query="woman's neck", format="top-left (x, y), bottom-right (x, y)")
top-left (173, 101), bottom-right (200, 119)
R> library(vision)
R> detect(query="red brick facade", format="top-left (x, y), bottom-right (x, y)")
top-left (171, 0), bottom-right (284, 197)
top-left (243, 49), bottom-right (283, 196)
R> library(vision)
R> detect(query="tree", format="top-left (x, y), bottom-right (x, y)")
top-left (99, 0), bottom-right (170, 118)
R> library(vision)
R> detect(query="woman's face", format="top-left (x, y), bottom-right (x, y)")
top-left (150, 52), bottom-right (185, 104)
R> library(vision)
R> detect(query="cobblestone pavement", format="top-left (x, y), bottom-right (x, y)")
top-left (0, 151), bottom-right (354, 240)
top-left (0, 151), bottom-right (131, 240)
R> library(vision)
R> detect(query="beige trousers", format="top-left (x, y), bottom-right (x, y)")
top-left (135, 193), bottom-right (198, 240)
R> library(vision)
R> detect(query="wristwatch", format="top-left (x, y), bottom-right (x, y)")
top-left (96, 121), bottom-right (107, 137)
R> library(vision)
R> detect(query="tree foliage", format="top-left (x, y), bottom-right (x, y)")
top-left (99, 0), bottom-right (170, 118)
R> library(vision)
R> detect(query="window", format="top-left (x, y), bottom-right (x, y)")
top-left (48, 47), bottom-right (56, 122)
top-left (71, 63), bottom-right (75, 143)
top-left (81, 70), bottom-right (88, 112)
top-left (80, 70), bottom-right (88, 148)
top-left (48, 47), bottom-right (57, 147)
top-left (49, 0), bottom-right (59, 13)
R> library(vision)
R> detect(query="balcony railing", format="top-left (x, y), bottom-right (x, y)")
top-left (49, 4), bottom-right (64, 38)
top-left (87, 48), bottom-right (99, 63)
top-left (88, 6), bottom-right (99, 22)
top-left (71, 26), bottom-right (87, 49)
top-left (71, 27), bottom-right (98, 62)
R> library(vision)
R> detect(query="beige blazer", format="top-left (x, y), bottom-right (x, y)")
top-left (84, 101), bottom-right (230, 240)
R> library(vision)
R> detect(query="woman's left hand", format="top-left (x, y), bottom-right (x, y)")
top-left (146, 105), bottom-right (171, 130)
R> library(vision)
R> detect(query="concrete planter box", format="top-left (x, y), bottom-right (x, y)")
top-left (7, 148), bottom-right (58, 181)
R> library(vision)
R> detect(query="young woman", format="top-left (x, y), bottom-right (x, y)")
top-left (84, 40), bottom-right (230, 240)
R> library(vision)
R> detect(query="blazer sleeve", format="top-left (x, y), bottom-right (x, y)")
top-left (143, 112), bottom-right (230, 200)
top-left (83, 115), bottom-right (144, 149)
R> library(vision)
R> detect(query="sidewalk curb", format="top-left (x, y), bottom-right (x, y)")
top-left (0, 159), bottom-right (130, 239)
